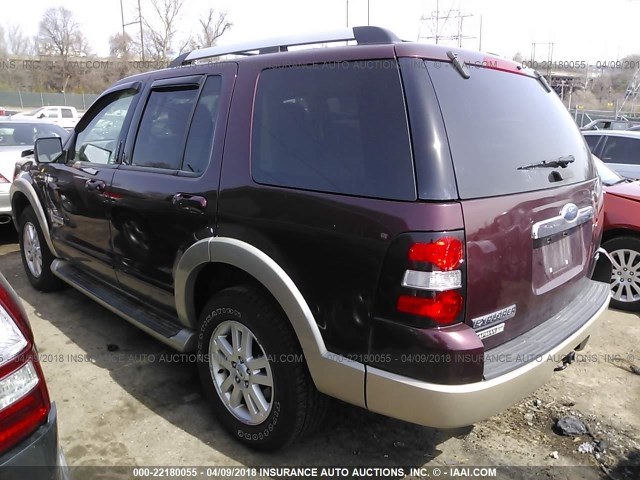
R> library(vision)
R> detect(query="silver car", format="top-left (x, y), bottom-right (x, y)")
top-left (583, 130), bottom-right (640, 179)
top-left (0, 120), bottom-right (69, 225)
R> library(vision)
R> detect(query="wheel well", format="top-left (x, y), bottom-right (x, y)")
top-left (602, 228), bottom-right (640, 244)
top-left (11, 192), bottom-right (29, 223)
top-left (192, 262), bottom-right (279, 320)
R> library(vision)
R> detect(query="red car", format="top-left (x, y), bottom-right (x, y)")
top-left (596, 156), bottom-right (640, 310)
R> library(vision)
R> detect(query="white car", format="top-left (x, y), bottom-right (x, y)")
top-left (11, 106), bottom-right (81, 130)
top-left (583, 130), bottom-right (640, 179)
top-left (0, 120), bottom-right (69, 225)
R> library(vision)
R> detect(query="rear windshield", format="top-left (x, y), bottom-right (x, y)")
top-left (426, 62), bottom-right (594, 199)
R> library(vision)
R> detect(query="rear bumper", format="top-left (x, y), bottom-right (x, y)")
top-left (0, 403), bottom-right (70, 480)
top-left (365, 281), bottom-right (610, 429)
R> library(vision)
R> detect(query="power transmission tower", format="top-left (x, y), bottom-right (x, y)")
top-left (619, 68), bottom-right (640, 114)
top-left (418, 1), bottom-right (476, 47)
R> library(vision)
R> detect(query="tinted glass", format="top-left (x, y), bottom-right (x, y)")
top-left (600, 136), bottom-right (640, 165)
top-left (132, 88), bottom-right (199, 170)
top-left (252, 61), bottom-right (416, 201)
top-left (584, 135), bottom-right (601, 152)
top-left (61, 108), bottom-right (73, 119)
top-left (74, 91), bottom-right (135, 164)
top-left (182, 76), bottom-right (222, 174)
top-left (427, 62), bottom-right (594, 199)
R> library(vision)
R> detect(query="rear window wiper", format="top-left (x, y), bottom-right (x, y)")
top-left (517, 155), bottom-right (575, 170)
top-left (447, 51), bottom-right (470, 79)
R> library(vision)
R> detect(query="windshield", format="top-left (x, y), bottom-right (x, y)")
top-left (0, 122), bottom-right (68, 147)
top-left (593, 154), bottom-right (625, 185)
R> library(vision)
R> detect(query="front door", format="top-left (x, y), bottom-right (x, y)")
top-left (40, 85), bottom-right (140, 281)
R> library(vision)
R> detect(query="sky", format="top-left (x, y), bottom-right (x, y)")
top-left (2, 0), bottom-right (640, 62)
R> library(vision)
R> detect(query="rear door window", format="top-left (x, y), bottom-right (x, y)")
top-left (131, 88), bottom-right (199, 170)
top-left (600, 136), bottom-right (640, 165)
top-left (251, 61), bottom-right (416, 201)
top-left (426, 62), bottom-right (594, 199)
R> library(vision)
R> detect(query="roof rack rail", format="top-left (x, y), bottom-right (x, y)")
top-left (169, 26), bottom-right (401, 67)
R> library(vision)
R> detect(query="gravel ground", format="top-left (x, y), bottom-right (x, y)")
top-left (1, 226), bottom-right (638, 479)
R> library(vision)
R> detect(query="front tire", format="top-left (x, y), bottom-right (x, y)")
top-left (18, 206), bottom-right (62, 292)
top-left (196, 285), bottom-right (326, 451)
top-left (603, 236), bottom-right (640, 311)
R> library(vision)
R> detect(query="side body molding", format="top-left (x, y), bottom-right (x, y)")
top-left (10, 176), bottom-right (59, 257)
top-left (174, 237), bottom-right (366, 408)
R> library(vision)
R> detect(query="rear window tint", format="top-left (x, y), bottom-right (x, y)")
top-left (251, 61), bottom-right (416, 201)
top-left (426, 62), bottom-right (594, 199)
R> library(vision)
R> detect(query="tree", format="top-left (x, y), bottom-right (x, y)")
top-left (109, 32), bottom-right (139, 58)
top-left (0, 26), bottom-right (7, 56)
top-left (38, 6), bottom-right (89, 90)
top-left (194, 9), bottom-right (232, 48)
top-left (7, 25), bottom-right (32, 56)
top-left (143, 0), bottom-right (186, 61)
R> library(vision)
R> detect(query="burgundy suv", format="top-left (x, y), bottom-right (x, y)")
top-left (10, 26), bottom-right (610, 450)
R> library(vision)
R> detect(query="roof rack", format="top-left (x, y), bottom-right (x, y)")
top-left (169, 26), bottom-right (401, 67)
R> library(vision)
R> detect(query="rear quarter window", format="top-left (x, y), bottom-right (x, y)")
top-left (426, 62), bottom-right (595, 199)
top-left (251, 61), bottom-right (416, 201)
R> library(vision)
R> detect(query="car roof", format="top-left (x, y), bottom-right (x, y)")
top-left (114, 25), bottom-right (525, 86)
top-left (582, 130), bottom-right (640, 138)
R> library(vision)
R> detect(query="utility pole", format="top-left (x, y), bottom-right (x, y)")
top-left (119, 0), bottom-right (145, 61)
top-left (138, 0), bottom-right (145, 62)
top-left (346, 0), bottom-right (349, 27)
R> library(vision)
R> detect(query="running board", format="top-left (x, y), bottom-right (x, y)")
top-left (51, 259), bottom-right (196, 352)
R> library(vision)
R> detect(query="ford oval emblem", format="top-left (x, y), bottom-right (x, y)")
top-left (561, 203), bottom-right (579, 222)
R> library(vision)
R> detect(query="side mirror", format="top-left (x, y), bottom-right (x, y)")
top-left (38, 113), bottom-right (46, 119)
top-left (34, 137), bottom-right (63, 163)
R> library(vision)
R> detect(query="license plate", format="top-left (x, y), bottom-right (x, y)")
top-left (533, 231), bottom-right (585, 294)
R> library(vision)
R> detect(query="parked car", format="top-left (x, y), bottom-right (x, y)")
top-left (583, 130), bottom-right (640, 179)
top-left (580, 119), bottom-right (640, 131)
top-left (0, 120), bottom-right (69, 225)
top-left (0, 107), bottom-right (6, 116)
top-left (0, 272), bottom-right (69, 479)
top-left (592, 155), bottom-right (640, 311)
top-left (11, 26), bottom-right (611, 450)
top-left (11, 107), bottom-right (80, 130)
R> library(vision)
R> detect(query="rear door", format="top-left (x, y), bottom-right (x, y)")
top-left (109, 65), bottom-right (235, 312)
top-left (424, 61), bottom-right (600, 349)
top-left (598, 135), bottom-right (640, 179)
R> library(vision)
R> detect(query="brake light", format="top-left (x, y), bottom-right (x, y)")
top-left (0, 174), bottom-right (9, 184)
top-left (409, 238), bottom-right (463, 271)
top-left (0, 283), bottom-right (50, 453)
top-left (397, 291), bottom-right (463, 325)
top-left (396, 235), bottom-right (465, 326)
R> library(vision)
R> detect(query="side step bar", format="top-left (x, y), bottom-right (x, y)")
top-left (51, 259), bottom-right (196, 352)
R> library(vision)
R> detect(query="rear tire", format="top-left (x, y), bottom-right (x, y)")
top-left (602, 236), bottom-right (640, 311)
top-left (18, 206), bottom-right (62, 292)
top-left (196, 285), bottom-right (327, 451)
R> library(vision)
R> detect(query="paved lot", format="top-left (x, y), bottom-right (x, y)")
top-left (0, 225), bottom-right (638, 479)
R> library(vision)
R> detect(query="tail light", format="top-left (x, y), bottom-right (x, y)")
top-left (372, 232), bottom-right (466, 328)
top-left (0, 174), bottom-right (9, 184)
top-left (0, 282), bottom-right (51, 454)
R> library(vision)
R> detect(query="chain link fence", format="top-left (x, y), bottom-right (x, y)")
top-left (0, 91), bottom-right (99, 112)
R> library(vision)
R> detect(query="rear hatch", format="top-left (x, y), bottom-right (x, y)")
top-left (422, 58), bottom-right (600, 349)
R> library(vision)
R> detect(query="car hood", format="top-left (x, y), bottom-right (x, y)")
top-left (605, 181), bottom-right (640, 202)
top-left (0, 146), bottom-right (32, 182)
